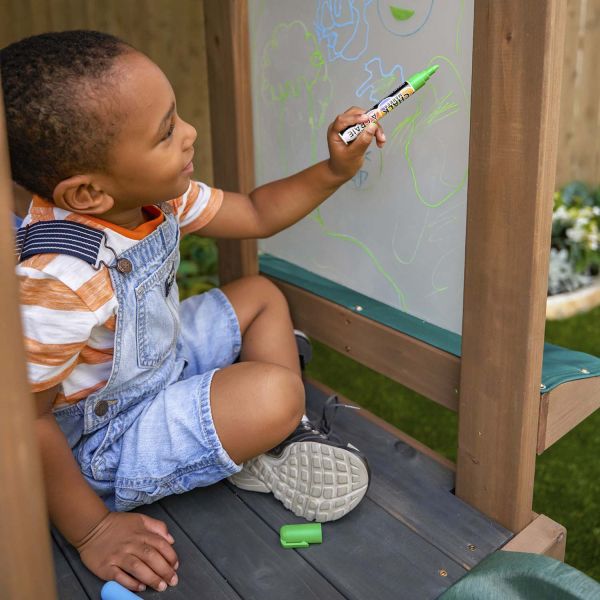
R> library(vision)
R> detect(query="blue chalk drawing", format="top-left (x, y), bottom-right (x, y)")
top-left (355, 57), bottom-right (403, 103)
top-left (352, 150), bottom-right (372, 188)
top-left (315, 0), bottom-right (374, 62)
top-left (377, 0), bottom-right (435, 37)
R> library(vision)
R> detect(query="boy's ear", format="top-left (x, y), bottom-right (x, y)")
top-left (53, 175), bottom-right (115, 215)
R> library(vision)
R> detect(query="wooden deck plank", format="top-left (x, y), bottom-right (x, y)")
top-left (161, 483), bottom-right (345, 600)
top-left (53, 504), bottom-right (241, 600)
top-left (304, 383), bottom-right (512, 569)
top-left (52, 537), bottom-right (90, 599)
top-left (230, 487), bottom-right (465, 600)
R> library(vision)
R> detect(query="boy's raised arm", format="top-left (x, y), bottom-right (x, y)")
top-left (34, 389), bottom-right (179, 593)
top-left (198, 107), bottom-right (385, 239)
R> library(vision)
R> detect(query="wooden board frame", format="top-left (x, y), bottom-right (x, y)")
top-left (209, 1), bottom-right (568, 533)
top-left (538, 377), bottom-right (600, 453)
top-left (0, 77), bottom-right (57, 598)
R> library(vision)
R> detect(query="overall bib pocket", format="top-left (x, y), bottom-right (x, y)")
top-left (135, 256), bottom-right (180, 368)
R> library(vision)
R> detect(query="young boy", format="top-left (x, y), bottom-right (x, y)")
top-left (2, 31), bottom-right (385, 593)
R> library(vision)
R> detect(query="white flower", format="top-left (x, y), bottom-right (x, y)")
top-left (553, 205), bottom-right (569, 222)
top-left (567, 227), bottom-right (586, 243)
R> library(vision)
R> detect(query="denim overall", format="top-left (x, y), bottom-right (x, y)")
top-left (21, 206), bottom-right (241, 511)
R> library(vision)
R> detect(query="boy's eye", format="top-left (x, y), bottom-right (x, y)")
top-left (163, 121), bottom-right (175, 141)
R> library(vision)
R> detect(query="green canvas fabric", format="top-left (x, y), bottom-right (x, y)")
top-left (439, 551), bottom-right (600, 600)
top-left (259, 254), bottom-right (600, 393)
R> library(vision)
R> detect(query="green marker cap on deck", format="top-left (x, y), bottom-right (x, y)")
top-left (280, 523), bottom-right (323, 549)
top-left (407, 64), bottom-right (439, 91)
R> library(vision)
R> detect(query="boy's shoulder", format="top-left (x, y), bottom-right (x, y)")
top-left (16, 203), bottom-right (117, 318)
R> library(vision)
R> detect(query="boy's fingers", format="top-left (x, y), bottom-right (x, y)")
top-left (352, 123), bottom-right (378, 151)
top-left (141, 514), bottom-right (175, 544)
top-left (135, 542), bottom-right (178, 589)
top-left (331, 108), bottom-right (371, 132)
top-left (146, 532), bottom-right (179, 568)
top-left (112, 567), bottom-right (147, 593)
top-left (123, 553), bottom-right (168, 592)
top-left (342, 105), bottom-right (367, 116)
top-left (374, 124), bottom-right (386, 147)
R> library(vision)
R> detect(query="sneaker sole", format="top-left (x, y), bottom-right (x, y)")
top-left (229, 441), bottom-right (369, 522)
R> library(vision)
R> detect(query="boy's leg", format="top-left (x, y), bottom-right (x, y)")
top-left (220, 275), bottom-right (301, 376)
top-left (215, 276), bottom-right (370, 522)
top-left (210, 361), bottom-right (304, 464)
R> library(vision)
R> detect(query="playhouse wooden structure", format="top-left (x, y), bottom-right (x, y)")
top-left (2, 1), bottom-right (600, 598)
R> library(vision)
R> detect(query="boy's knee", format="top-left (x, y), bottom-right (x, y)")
top-left (244, 275), bottom-right (289, 310)
top-left (262, 364), bottom-right (304, 433)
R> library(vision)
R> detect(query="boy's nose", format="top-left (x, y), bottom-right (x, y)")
top-left (184, 121), bottom-right (197, 147)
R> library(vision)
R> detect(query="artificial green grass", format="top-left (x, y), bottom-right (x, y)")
top-left (306, 307), bottom-right (600, 581)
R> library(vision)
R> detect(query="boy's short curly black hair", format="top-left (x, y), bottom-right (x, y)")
top-left (0, 30), bottom-right (133, 200)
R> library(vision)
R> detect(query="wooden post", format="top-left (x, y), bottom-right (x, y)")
top-left (0, 79), bottom-right (56, 598)
top-left (456, 1), bottom-right (567, 531)
top-left (204, 0), bottom-right (258, 284)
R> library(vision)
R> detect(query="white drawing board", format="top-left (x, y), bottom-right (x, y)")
top-left (250, 0), bottom-right (474, 334)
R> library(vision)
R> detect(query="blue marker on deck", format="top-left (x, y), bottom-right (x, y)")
top-left (339, 64), bottom-right (439, 144)
top-left (101, 581), bottom-right (142, 600)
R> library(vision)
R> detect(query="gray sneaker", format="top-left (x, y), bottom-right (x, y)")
top-left (228, 396), bottom-right (370, 522)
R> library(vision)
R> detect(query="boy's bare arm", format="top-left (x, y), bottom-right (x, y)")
top-left (34, 388), bottom-right (179, 593)
top-left (34, 387), bottom-right (110, 544)
top-left (198, 108), bottom-right (384, 239)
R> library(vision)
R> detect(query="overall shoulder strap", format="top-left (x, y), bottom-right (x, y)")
top-left (15, 220), bottom-right (105, 266)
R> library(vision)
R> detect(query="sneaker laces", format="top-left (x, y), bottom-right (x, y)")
top-left (314, 395), bottom-right (360, 443)
top-left (268, 396), bottom-right (361, 455)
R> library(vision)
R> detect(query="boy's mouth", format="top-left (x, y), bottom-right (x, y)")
top-left (182, 159), bottom-right (194, 175)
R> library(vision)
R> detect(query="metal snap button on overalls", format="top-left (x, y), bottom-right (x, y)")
top-left (117, 258), bottom-right (133, 273)
top-left (94, 400), bottom-right (109, 416)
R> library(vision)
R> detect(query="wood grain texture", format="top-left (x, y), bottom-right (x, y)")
top-left (162, 484), bottom-right (345, 600)
top-left (204, 1), bottom-right (258, 283)
top-left (537, 377), bottom-right (600, 453)
top-left (0, 79), bottom-right (57, 599)
top-left (556, 0), bottom-right (600, 186)
top-left (456, 1), bottom-right (567, 531)
top-left (304, 382), bottom-right (511, 571)
top-left (270, 278), bottom-right (461, 410)
top-left (53, 505), bottom-right (242, 600)
top-left (0, 0), bottom-right (214, 186)
top-left (502, 513), bottom-right (567, 561)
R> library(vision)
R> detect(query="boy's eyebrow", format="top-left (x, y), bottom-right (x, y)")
top-left (157, 101), bottom-right (176, 136)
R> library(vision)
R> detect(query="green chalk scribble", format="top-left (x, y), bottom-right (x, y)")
top-left (389, 6), bottom-right (415, 21)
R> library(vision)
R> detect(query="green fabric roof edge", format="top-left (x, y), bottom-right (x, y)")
top-left (438, 551), bottom-right (600, 599)
top-left (259, 254), bottom-right (600, 393)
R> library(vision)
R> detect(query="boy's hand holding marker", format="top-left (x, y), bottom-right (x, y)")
top-left (327, 107), bottom-right (386, 181)
top-left (326, 65), bottom-right (438, 182)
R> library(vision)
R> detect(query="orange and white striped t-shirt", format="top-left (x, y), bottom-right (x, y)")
top-left (17, 180), bottom-right (223, 408)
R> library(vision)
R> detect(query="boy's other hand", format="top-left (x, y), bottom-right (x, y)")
top-left (326, 107), bottom-right (386, 181)
top-left (76, 511), bottom-right (179, 593)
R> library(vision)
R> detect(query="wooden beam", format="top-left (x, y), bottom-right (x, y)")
top-left (0, 77), bottom-right (56, 598)
top-left (456, 1), bottom-right (567, 531)
top-left (537, 378), bottom-right (600, 453)
top-left (269, 277), bottom-right (461, 411)
top-left (204, 0), bottom-right (258, 283)
top-left (502, 514), bottom-right (566, 561)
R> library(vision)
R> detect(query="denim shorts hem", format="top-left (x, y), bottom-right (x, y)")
top-left (109, 368), bottom-right (241, 511)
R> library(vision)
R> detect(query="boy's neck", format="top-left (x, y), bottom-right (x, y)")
top-left (97, 206), bottom-right (151, 230)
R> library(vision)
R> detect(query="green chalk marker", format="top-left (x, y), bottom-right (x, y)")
top-left (280, 523), bottom-right (322, 548)
top-left (339, 64), bottom-right (439, 144)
